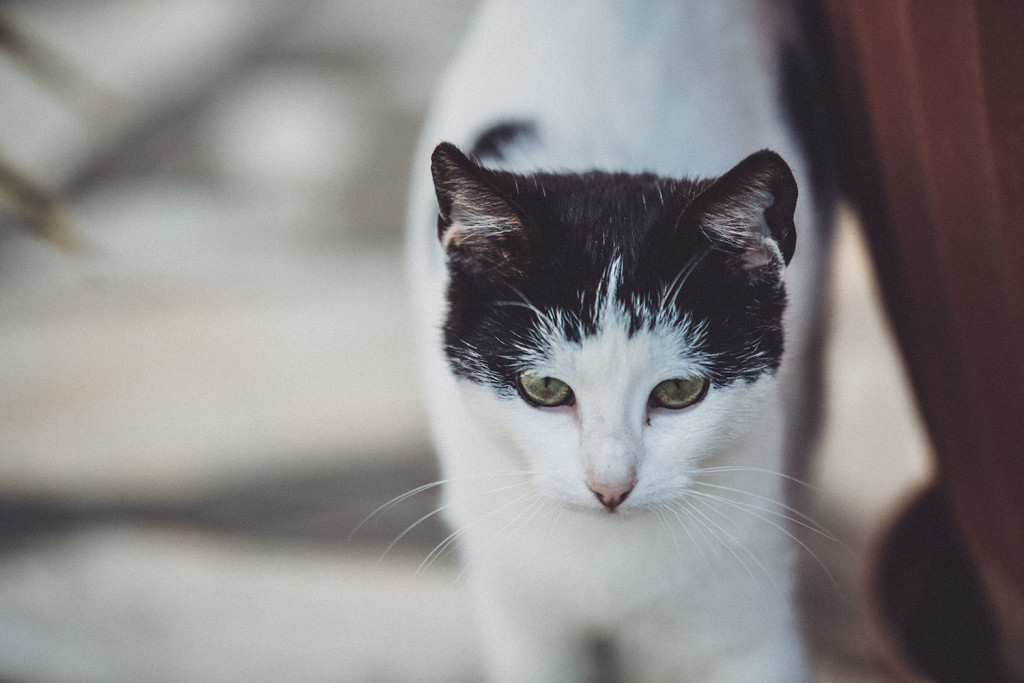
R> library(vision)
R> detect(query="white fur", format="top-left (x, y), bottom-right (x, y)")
top-left (406, 1), bottom-right (828, 680)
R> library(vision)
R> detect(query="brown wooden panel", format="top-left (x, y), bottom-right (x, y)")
top-left (822, 0), bottom-right (1024, 678)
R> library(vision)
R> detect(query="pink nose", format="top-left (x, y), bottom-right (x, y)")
top-left (588, 481), bottom-right (634, 511)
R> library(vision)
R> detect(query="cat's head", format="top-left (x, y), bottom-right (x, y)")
top-left (430, 142), bottom-right (797, 514)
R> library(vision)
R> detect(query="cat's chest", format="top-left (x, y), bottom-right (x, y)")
top-left (466, 507), bottom-right (727, 612)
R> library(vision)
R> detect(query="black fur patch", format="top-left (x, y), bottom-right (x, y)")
top-left (470, 120), bottom-right (537, 162)
top-left (430, 144), bottom-right (794, 398)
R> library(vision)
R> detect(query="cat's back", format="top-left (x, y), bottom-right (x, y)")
top-left (419, 0), bottom-right (801, 176)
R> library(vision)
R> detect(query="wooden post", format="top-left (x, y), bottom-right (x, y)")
top-left (821, 0), bottom-right (1024, 678)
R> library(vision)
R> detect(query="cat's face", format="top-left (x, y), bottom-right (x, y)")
top-left (431, 142), bottom-right (797, 514)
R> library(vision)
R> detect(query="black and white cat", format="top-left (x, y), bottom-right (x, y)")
top-left (406, 1), bottom-right (834, 680)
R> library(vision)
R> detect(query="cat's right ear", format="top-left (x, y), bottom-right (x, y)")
top-left (682, 150), bottom-right (798, 277)
top-left (430, 142), bottom-right (527, 273)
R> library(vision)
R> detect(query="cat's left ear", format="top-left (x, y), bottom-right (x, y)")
top-left (684, 150), bottom-right (797, 273)
top-left (430, 142), bottom-right (527, 274)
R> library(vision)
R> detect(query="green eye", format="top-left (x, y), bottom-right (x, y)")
top-left (518, 370), bottom-right (575, 407)
top-left (649, 376), bottom-right (708, 410)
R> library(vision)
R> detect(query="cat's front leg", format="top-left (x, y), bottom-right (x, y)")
top-left (702, 630), bottom-right (811, 683)
top-left (621, 611), bottom-right (810, 683)
top-left (473, 589), bottom-right (596, 683)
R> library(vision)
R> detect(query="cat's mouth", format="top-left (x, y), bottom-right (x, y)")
top-left (561, 493), bottom-right (644, 518)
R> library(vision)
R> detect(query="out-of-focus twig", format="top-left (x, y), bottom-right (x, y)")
top-left (0, 153), bottom-right (76, 249)
top-left (0, 10), bottom-right (116, 249)
top-left (0, 11), bottom-right (117, 127)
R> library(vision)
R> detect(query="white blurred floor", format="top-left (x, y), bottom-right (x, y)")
top-left (0, 2), bottom-right (930, 681)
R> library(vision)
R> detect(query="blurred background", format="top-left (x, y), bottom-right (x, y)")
top-left (0, 1), bottom-right (931, 680)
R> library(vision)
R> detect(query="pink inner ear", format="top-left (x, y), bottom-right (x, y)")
top-left (697, 193), bottom-right (787, 273)
top-left (739, 235), bottom-right (786, 272)
top-left (441, 204), bottom-right (523, 252)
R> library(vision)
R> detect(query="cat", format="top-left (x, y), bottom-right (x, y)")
top-left (405, 0), bottom-right (835, 680)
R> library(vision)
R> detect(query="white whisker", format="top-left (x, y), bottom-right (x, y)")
top-left (687, 489), bottom-right (841, 593)
top-left (451, 491), bottom-right (553, 588)
top-left (654, 508), bottom-right (677, 544)
top-left (350, 470), bottom-right (535, 538)
top-left (658, 248), bottom-right (709, 317)
top-left (675, 498), bottom-right (776, 596)
top-left (416, 487), bottom-right (542, 576)
top-left (660, 503), bottom-right (714, 573)
top-left (689, 480), bottom-right (840, 544)
top-left (378, 478), bottom-right (532, 563)
top-left (500, 283), bottom-right (557, 330)
top-left (697, 465), bottom-right (822, 493)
